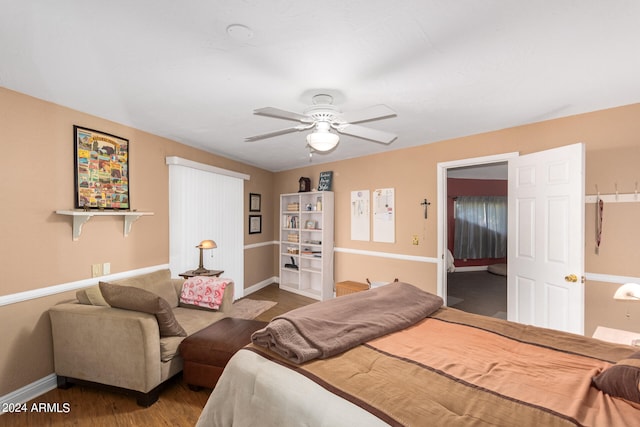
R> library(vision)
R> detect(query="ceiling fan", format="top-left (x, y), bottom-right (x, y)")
top-left (245, 94), bottom-right (397, 152)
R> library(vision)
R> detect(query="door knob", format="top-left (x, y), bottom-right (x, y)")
top-left (564, 274), bottom-right (578, 283)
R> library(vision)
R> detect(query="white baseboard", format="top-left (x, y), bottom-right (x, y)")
top-left (0, 374), bottom-right (57, 413)
top-left (453, 266), bottom-right (489, 272)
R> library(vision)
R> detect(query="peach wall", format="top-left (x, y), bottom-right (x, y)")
top-left (0, 87), bottom-right (275, 294)
top-left (274, 103), bottom-right (640, 337)
top-left (0, 87), bottom-right (275, 396)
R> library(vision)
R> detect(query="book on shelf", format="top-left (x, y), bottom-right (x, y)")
top-left (283, 215), bottom-right (299, 229)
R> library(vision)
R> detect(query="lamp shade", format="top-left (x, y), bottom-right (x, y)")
top-left (306, 131), bottom-right (339, 152)
top-left (613, 283), bottom-right (640, 300)
top-left (197, 239), bottom-right (217, 249)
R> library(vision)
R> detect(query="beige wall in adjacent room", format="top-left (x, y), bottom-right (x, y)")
top-left (274, 103), bottom-right (640, 337)
top-left (0, 87), bottom-right (275, 396)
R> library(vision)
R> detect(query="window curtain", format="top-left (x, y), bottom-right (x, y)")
top-left (453, 196), bottom-right (507, 259)
top-left (168, 161), bottom-right (245, 300)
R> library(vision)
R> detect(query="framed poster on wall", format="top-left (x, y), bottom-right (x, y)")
top-left (74, 125), bottom-right (130, 210)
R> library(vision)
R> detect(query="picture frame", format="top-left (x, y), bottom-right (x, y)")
top-left (74, 125), bottom-right (130, 210)
top-left (249, 215), bottom-right (262, 234)
top-left (249, 193), bottom-right (261, 212)
top-left (318, 171), bottom-right (333, 191)
top-left (305, 220), bottom-right (316, 229)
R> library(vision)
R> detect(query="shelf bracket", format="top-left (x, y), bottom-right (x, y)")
top-left (72, 214), bottom-right (93, 241)
top-left (124, 214), bottom-right (143, 237)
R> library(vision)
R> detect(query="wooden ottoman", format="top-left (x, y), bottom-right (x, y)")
top-left (179, 317), bottom-right (267, 390)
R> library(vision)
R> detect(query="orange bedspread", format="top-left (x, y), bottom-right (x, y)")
top-left (249, 308), bottom-right (640, 427)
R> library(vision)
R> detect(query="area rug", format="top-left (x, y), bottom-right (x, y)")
top-left (229, 299), bottom-right (277, 320)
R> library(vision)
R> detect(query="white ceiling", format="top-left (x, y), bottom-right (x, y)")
top-left (2, 1), bottom-right (639, 172)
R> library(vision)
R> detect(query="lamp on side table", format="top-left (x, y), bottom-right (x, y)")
top-left (179, 239), bottom-right (224, 279)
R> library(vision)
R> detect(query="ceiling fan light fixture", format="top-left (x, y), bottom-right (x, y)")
top-left (306, 131), bottom-right (339, 152)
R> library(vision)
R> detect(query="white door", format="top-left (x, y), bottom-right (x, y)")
top-left (508, 143), bottom-right (585, 334)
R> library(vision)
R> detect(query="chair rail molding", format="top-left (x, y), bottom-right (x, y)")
top-left (0, 264), bottom-right (170, 307)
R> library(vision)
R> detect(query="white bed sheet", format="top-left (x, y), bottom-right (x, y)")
top-left (196, 349), bottom-right (390, 427)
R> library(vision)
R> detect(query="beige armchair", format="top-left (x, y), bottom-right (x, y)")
top-left (49, 269), bottom-right (234, 406)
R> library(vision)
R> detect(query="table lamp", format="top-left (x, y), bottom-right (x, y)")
top-left (613, 283), bottom-right (640, 300)
top-left (193, 239), bottom-right (217, 274)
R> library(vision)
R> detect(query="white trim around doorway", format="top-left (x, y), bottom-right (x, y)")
top-left (436, 152), bottom-right (518, 300)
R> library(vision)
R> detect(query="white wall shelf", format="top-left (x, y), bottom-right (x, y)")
top-left (56, 210), bottom-right (154, 241)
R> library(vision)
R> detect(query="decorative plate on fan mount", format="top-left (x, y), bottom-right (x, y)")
top-left (245, 94), bottom-right (397, 152)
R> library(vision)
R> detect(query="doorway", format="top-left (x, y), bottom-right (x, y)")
top-left (436, 152), bottom-right (518, 316)
top-left (437, 144), bottom-right (585, 334)
top-left (444, 162), bottom-right (509, 318)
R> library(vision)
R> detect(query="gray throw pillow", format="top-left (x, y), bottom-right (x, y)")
top-left (99, 281), bottom-right (186, 337)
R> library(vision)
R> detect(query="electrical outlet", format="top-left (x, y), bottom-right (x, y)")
top-left (103, 262), bottom-right (111, 275)
top-left (412, 235), bottom-right (419, 245)
top-left (91, 263), bottom-right (103, 278)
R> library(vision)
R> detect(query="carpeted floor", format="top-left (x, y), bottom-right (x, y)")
top-left (446, 271), bottom-right (507, 318)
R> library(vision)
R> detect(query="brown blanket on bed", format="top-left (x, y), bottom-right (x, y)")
top-left (251, 282), bottom-right (443, 364)
top-left (248, 307), bottom-right (640, 426)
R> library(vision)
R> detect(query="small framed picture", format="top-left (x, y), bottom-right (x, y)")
top-left (249, 215), bottom-right (262, 234)
top-left (305, 220), bottom-right (316, 229)
top-left (249, 193), bottom-right (261, 212)
top-left (318, 171), bottom-right (333, 191)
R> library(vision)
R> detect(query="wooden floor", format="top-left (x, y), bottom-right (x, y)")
top-left (1, 284), bottom-right (314, 427)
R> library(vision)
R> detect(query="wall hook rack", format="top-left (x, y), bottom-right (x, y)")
top-left (587, 181), bottom-right (640, 204)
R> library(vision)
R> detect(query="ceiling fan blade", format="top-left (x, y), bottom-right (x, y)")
top-left (253, 107), bottom-right (311, 122)
top-left (245, 124), bottom-right (313, 141)
top-left (339, 104), bottom-right (396, 124)
top-left (337, 124), bottom-right (397, 144)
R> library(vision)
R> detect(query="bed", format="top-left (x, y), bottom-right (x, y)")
top-left (196, 283), bottom-right (640, 427)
